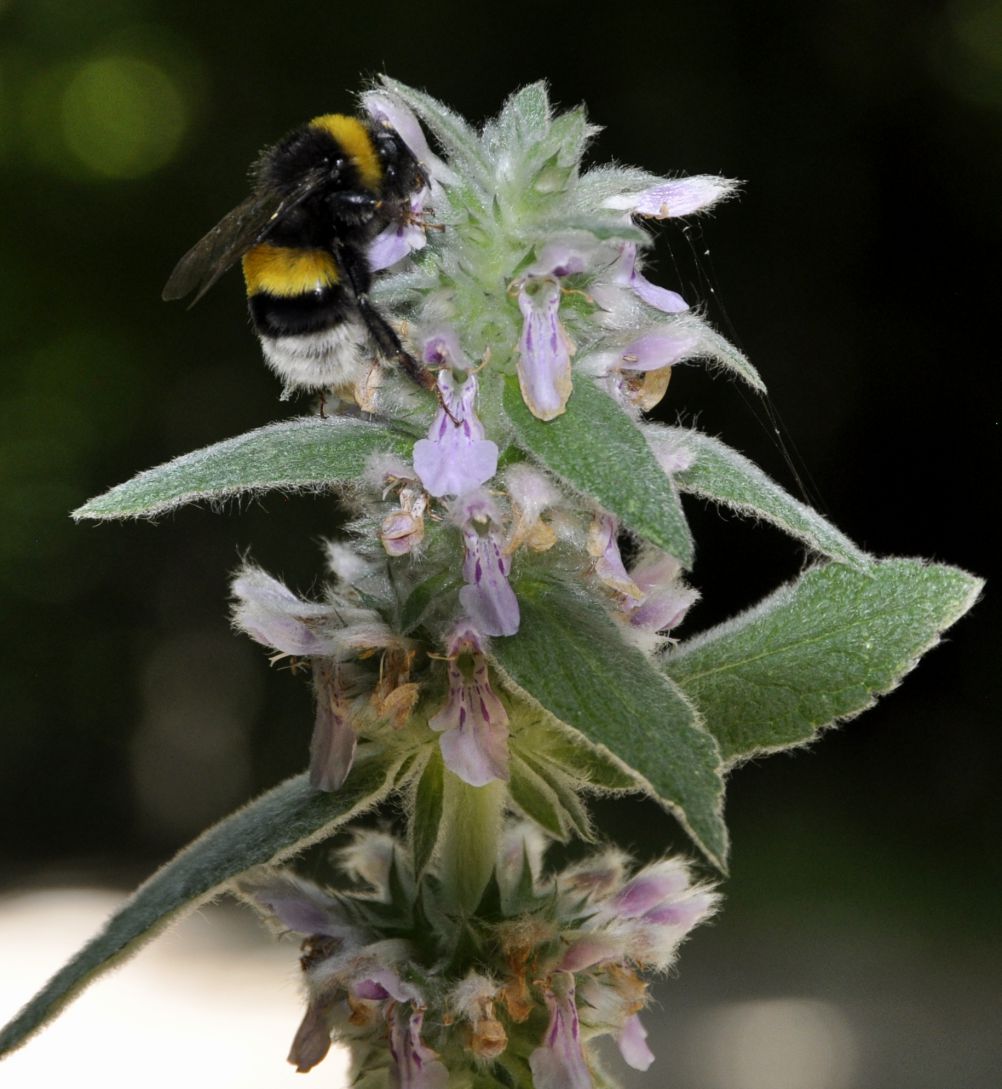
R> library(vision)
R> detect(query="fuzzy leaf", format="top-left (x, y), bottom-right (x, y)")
top-left (503, 375), bottom-right (694, 566)
top-left (491, 579), bottom-right (726, 868)
top-left (0, 753), bottom-right (400, 1058)
top-left (652, 425), bottom-right (872, 571)
top-left (411, 747), bottom-right (445, 877)
top-left (509, 753), bottom-right (568, 839)
top-left (664, 559), bottom-right (983, 765)
top-left (690, 321), bottom-right (765, 392)
top-left (491, 81), bottom-right (552, 147)
top-left (400, 568), bottom-right (464, 635)
top-left (73, 417), bottom-right (412, 521)
top-left (516, 748), bottom-right (593, 840)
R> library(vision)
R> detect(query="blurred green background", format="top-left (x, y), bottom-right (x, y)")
top-left (1, 0), bottom-right (998, 1086)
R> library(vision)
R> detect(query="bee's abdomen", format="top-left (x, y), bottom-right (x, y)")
top-left (248, 288), bottom-right (355, 337)
top-left (243, 242), bottom-right (356, 337)
top-left (243, 244), bottom-right (340, 296)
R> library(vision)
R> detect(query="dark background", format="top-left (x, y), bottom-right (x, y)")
top-left (1, 1), bottom-right (998, 1086)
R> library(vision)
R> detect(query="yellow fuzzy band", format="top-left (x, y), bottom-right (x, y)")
top-left (309, 114), bottom-right (382, 190)
top-left (242, 244), bottom-right (340, 296)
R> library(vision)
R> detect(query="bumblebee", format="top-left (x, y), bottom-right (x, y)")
top-left (163, 112), bottom-right (433, 393)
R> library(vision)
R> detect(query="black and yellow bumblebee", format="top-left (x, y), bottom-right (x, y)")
top-left (163, 113), bottom-right (434, 393)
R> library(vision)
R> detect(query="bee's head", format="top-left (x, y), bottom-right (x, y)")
top-left (373, 126), bottom-right (427, 200)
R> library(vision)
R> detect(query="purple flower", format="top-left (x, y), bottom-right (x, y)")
top-left (513, 242), bottom-right (596, 421)
top-left (593, 242), bottom-right (688, 315)
top-left (412, 364), bottom-right (498, 498)
top-left (529, 973), bottom-right (593, 1089)
top-left (238, 871), bottom-right (353, 940)
top-left (620, 553), bottom-right (698, 636)
top-left (587, 514), bottom-right (642, 600)
top-left (231, 565), bottom-right (397, 660)
top-left (231, 567), bottom-right (339, 657)
top-left (388, 1006), bottom-right (449, 1089)
top-left (517, 275), bottom-right (574, 421)
top-left (288, 996), bottom-right (339, 1073)
top-left (429, 625), bottom-right (509, 787)
top-left (455, 493), bottom-right (520, 637)
top-left (603, 175), bottom-right (740, 219)
top-left (617, 1014), bottom-right (655, 1072)
top-left (610, 858), bottom-right (690, 917)
top-left (584, 325), bottom-right (702, 411)
top-left (368, 187), bottom-right (429, 271)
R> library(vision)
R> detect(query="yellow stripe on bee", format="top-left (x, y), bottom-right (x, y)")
top-left (242, 244), bottom-right (340, 297)
top-left (309, 114), bottom-right (382, 190)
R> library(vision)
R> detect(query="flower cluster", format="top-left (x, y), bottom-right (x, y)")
top-left (222, 79), bottom-right (739, 1087)
top-left (238, 824), bottom-right (717, 1089)
top-left (4, 74), bottom-right (978, 1089)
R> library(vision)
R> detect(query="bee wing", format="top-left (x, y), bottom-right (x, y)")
top-left (162, 167), bottom-right (330, 305)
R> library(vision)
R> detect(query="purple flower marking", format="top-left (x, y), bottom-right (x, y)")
top-left (517, 275), bottom-right (574, 422)
top-left (412, 369), bottom-right (498, 498)
top-left (458, 516), bottom-right (520, 637)
top-left (529, 973), bottom-right (593, 1089)
top-left (611, 859), bottom-right (690, 917)
top-left (429, 625), bottom-right (509, 787)
top-left (388, 1006), bottom-right (449, 1089)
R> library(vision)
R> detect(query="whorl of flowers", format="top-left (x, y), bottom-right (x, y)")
top-left (239, 824), bottom-right (717, 1089)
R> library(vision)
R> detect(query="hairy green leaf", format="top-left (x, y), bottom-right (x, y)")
top-left (509, 753), bottom-right (568, 839)
top-left (653, 425), bottom-right (871, 571)
top-left (491, 579), bottom-right (726, 868)
top-left (665, 559), bottom-right (983, 764)
top-left (516, 748), bottom-right (593, 840)
top-left (411, 748), bottom-right (444, 877)
top-left (0, 753), bottom-right (400, 1058)
top-left (503, 376), bottom-right (693, 565)
top-left (73, 417), bottom-right (411, 521)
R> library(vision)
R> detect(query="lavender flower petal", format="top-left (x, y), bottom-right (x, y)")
top-left (388, 1007), bottom-right (449, 1089)
top-left (603, 175), bottom-right (740, 218)
top-left (517, 276), bottom-right (574, 421)
top-left (529, 974), bottom-right (593, 1089)
top-left (617, 1014), bottom-right (655, 1072)
top-left (430, 627), bottom-right (509, 786)
top-left (459, 524), bottom-right (520, 637)
top-left (413, 370), bottom-right (498, 498)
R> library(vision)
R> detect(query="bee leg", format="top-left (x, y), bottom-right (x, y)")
top-left (334, 242), bottom-right (437, 392)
